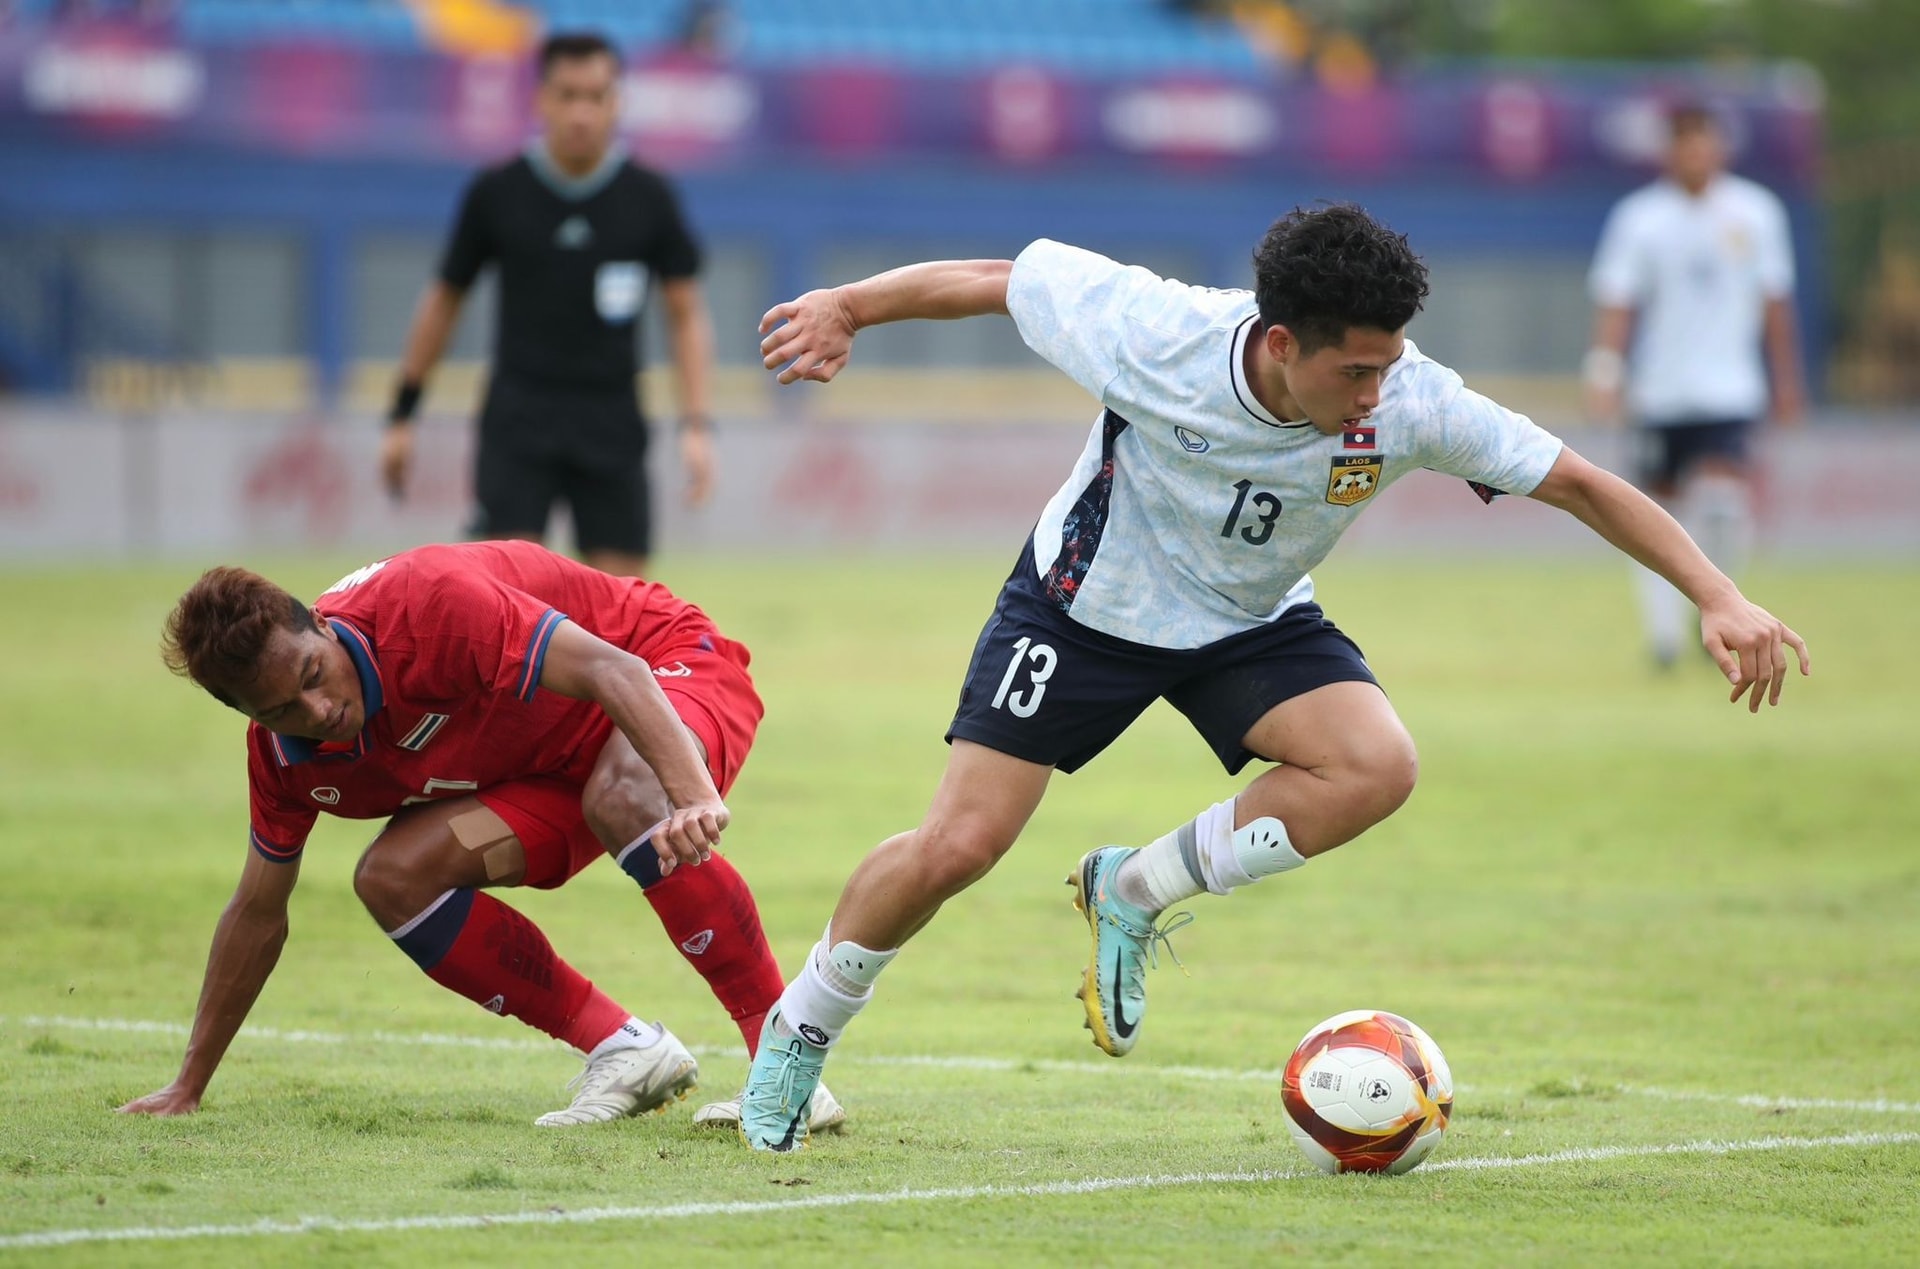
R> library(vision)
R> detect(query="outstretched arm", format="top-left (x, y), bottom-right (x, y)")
top-left (1528, 448), bottom-right (1810, 711)
top-left (380, 280), bottom-right (469, 499)
top-left (758, 259), bottom-right (1013, 385)
top-left (1583, 303), bottom-right (1633, 424)
top-left (1763, 296), bottom-right (1806, 425)
top-left (660, 276), bottom-right (718, 507)
top-left (537, 620), bottom-right (725, 872)
top-left (118, 849), bottom-right (301, 1115)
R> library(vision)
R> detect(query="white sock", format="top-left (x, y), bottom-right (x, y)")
top-left (771, 929), bottom-right (897, 1049)
top-left (588, 1016), bottom-right (661, 1059)
top-left (1687, 475), bottom-right (1753, 579)
top-left (1117, 800), bottom-right (1234, 911)
top-left (1632, 561), bottom-right (1686, 664)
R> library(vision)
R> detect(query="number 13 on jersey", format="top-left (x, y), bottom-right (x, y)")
top-left (1221, 479), bottom-right (1282, 545)
top-left (991, 637), bottom-right (1058, 718)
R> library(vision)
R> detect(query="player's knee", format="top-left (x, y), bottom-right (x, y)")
top-left (581, 767), bottom-right (664, 852)
top-left (907, 816), bottom-right (1014, 898)
top-left (1357, 730), bottom-right (1419, 822)
top-left (580, 786), bottom-right (627, 852)
top-left (352, 844), bottom-right (400, 918)
top-left (353, 841), bottom-right (440, 926)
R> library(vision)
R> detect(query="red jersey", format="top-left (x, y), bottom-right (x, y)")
top-left (246, 541), bottom-right (719, 862)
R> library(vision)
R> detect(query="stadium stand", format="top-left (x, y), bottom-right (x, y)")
top-left (34, 0), bottom-right (1265, 75)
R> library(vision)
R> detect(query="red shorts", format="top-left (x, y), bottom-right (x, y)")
top-left (477, 625), bottom-right (762, 889)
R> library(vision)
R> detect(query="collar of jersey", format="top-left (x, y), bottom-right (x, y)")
top-left (1661, 173), bottom-right (1730, 204)
top-left (267, 618), bottom-right (385, 767)
top-left (1229, 314), bottom-right (1312, 430)
top-left (525, 140), bottom-right (625, 203)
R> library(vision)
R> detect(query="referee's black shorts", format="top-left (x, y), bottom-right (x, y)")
top-left (946, 543), bottom-right (1379, 776)
top-left (472, 378), bottom-right (652, 557)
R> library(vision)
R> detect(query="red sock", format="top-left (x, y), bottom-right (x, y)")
top-left (424, 891), bottom-right (631, 1053)
top-left (642, 852), bottom-right (784, 1053)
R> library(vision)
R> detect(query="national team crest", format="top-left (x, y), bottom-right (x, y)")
top-left (1326, 455), bottom-right (1382, 506)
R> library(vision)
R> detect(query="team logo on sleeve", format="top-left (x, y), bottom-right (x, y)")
top-left (1326, 455), bottom-right (1382, 506)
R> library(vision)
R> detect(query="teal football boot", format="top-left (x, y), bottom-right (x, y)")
top-left (737, 1009), bottom-right (827, 1153)
top-left (1067, 847), bottom-right (1193, 1057)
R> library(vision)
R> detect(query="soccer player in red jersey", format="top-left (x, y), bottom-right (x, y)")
top-left (118, 540), bottom-right (843, 1130)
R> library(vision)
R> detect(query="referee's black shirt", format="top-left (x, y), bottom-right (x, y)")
top-left (438, 145), bottom-right (702, 396)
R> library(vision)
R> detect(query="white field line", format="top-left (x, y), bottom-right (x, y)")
top-left (10, 1014), bottom-right (1920, 1115)
top-left (9, 1014), bottom-right (564, 1054)
top-left (1, 1131), bottom-right (1915, 1251)
top-left (1621, 1085), bottom-right (1920, 1116)
top-left (3, 1013), bottom-right (1272, 1078)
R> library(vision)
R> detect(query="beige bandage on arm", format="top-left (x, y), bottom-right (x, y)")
top-left (447, 807), bottom-right (521, 882)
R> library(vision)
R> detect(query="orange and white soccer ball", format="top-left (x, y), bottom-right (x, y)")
top-left (1281, 1010), bottom-right (1454, 1175)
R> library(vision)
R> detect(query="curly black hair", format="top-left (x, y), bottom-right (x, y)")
top-left (163, 566), bottom-right (319, 708)
top-left (1252, 204), bottom-right (1429, 352)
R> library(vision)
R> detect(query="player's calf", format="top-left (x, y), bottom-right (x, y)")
top-left (384, 887), bottom-right (636, 1053)
top-left (614, 840), bottom-right (786, 1052)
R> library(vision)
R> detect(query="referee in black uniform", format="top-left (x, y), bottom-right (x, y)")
top-left (381, 31), bottom-right (715, 577)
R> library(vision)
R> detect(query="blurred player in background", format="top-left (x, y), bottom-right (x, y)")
top-left (1586, 103), bottom-right (1806, 668)
top-left (381, 31), bottom-right (716, 576)
top-left (118, 541), bottom-right (843, 1132)
top-left (733, 204), bottom-right (1810, 1152)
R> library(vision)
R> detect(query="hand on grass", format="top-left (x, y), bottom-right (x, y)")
top-left (118, 1084), bottom-right (201, 1116)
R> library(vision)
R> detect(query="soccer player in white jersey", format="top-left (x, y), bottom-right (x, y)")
top-left (734, 204), bottom-right (1810, 1152)
top-left (1587, 103), bottom-right (1806, 667)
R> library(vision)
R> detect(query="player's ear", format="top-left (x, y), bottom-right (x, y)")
top-left (1264, 323), bottom-right (1295, 363)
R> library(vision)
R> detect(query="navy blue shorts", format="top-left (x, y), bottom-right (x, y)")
top-left (946, 545), bottom-right (1378, 776)
top-left (1635, 418), bottom-right (1754, 492)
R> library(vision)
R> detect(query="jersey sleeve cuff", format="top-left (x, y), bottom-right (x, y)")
top-left (1492, 436), bottom-right (1567, 502)
top-left (250, 829), bottom-right (304, 863)
top-left (515, 609), bottom-right (568, 702)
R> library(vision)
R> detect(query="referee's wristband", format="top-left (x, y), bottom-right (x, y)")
top-left (677, 413), bottom-right (715, 436)
top-left (387, 382), bottom-right (423, 428)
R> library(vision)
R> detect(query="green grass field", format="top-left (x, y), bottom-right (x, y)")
top-left (2, 552), bottom-right (1917, 1265)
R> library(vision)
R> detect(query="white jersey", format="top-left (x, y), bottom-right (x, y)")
top-left (1007, 240), bottom-right (1564, 650)
top-left (1588, 173), bottom-right (1795, 423)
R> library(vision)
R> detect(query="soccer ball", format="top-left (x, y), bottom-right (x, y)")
top-left (1281, 1009), bottom-right (1454, 1175)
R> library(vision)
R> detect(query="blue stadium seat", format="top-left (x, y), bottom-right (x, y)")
top-left (30, 0), bottom-right (1265, 75)
top-left (152, 0), bottom-right (1261, 75)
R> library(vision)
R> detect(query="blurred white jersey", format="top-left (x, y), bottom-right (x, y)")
top-left (1588, 174), bottom-right (1795, 423)
top-left (1007, 240), bottom-right (1564, 650)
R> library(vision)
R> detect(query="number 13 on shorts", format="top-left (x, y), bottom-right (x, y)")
top-left (991, 637), bottom-right (1058, 718)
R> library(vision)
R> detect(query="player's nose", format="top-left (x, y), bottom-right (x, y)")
top-left (303, 690), bottom-right (335, 726)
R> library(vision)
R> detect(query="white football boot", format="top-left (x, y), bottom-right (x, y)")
top-left (534, 1028), bottom-right (699, 1127)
